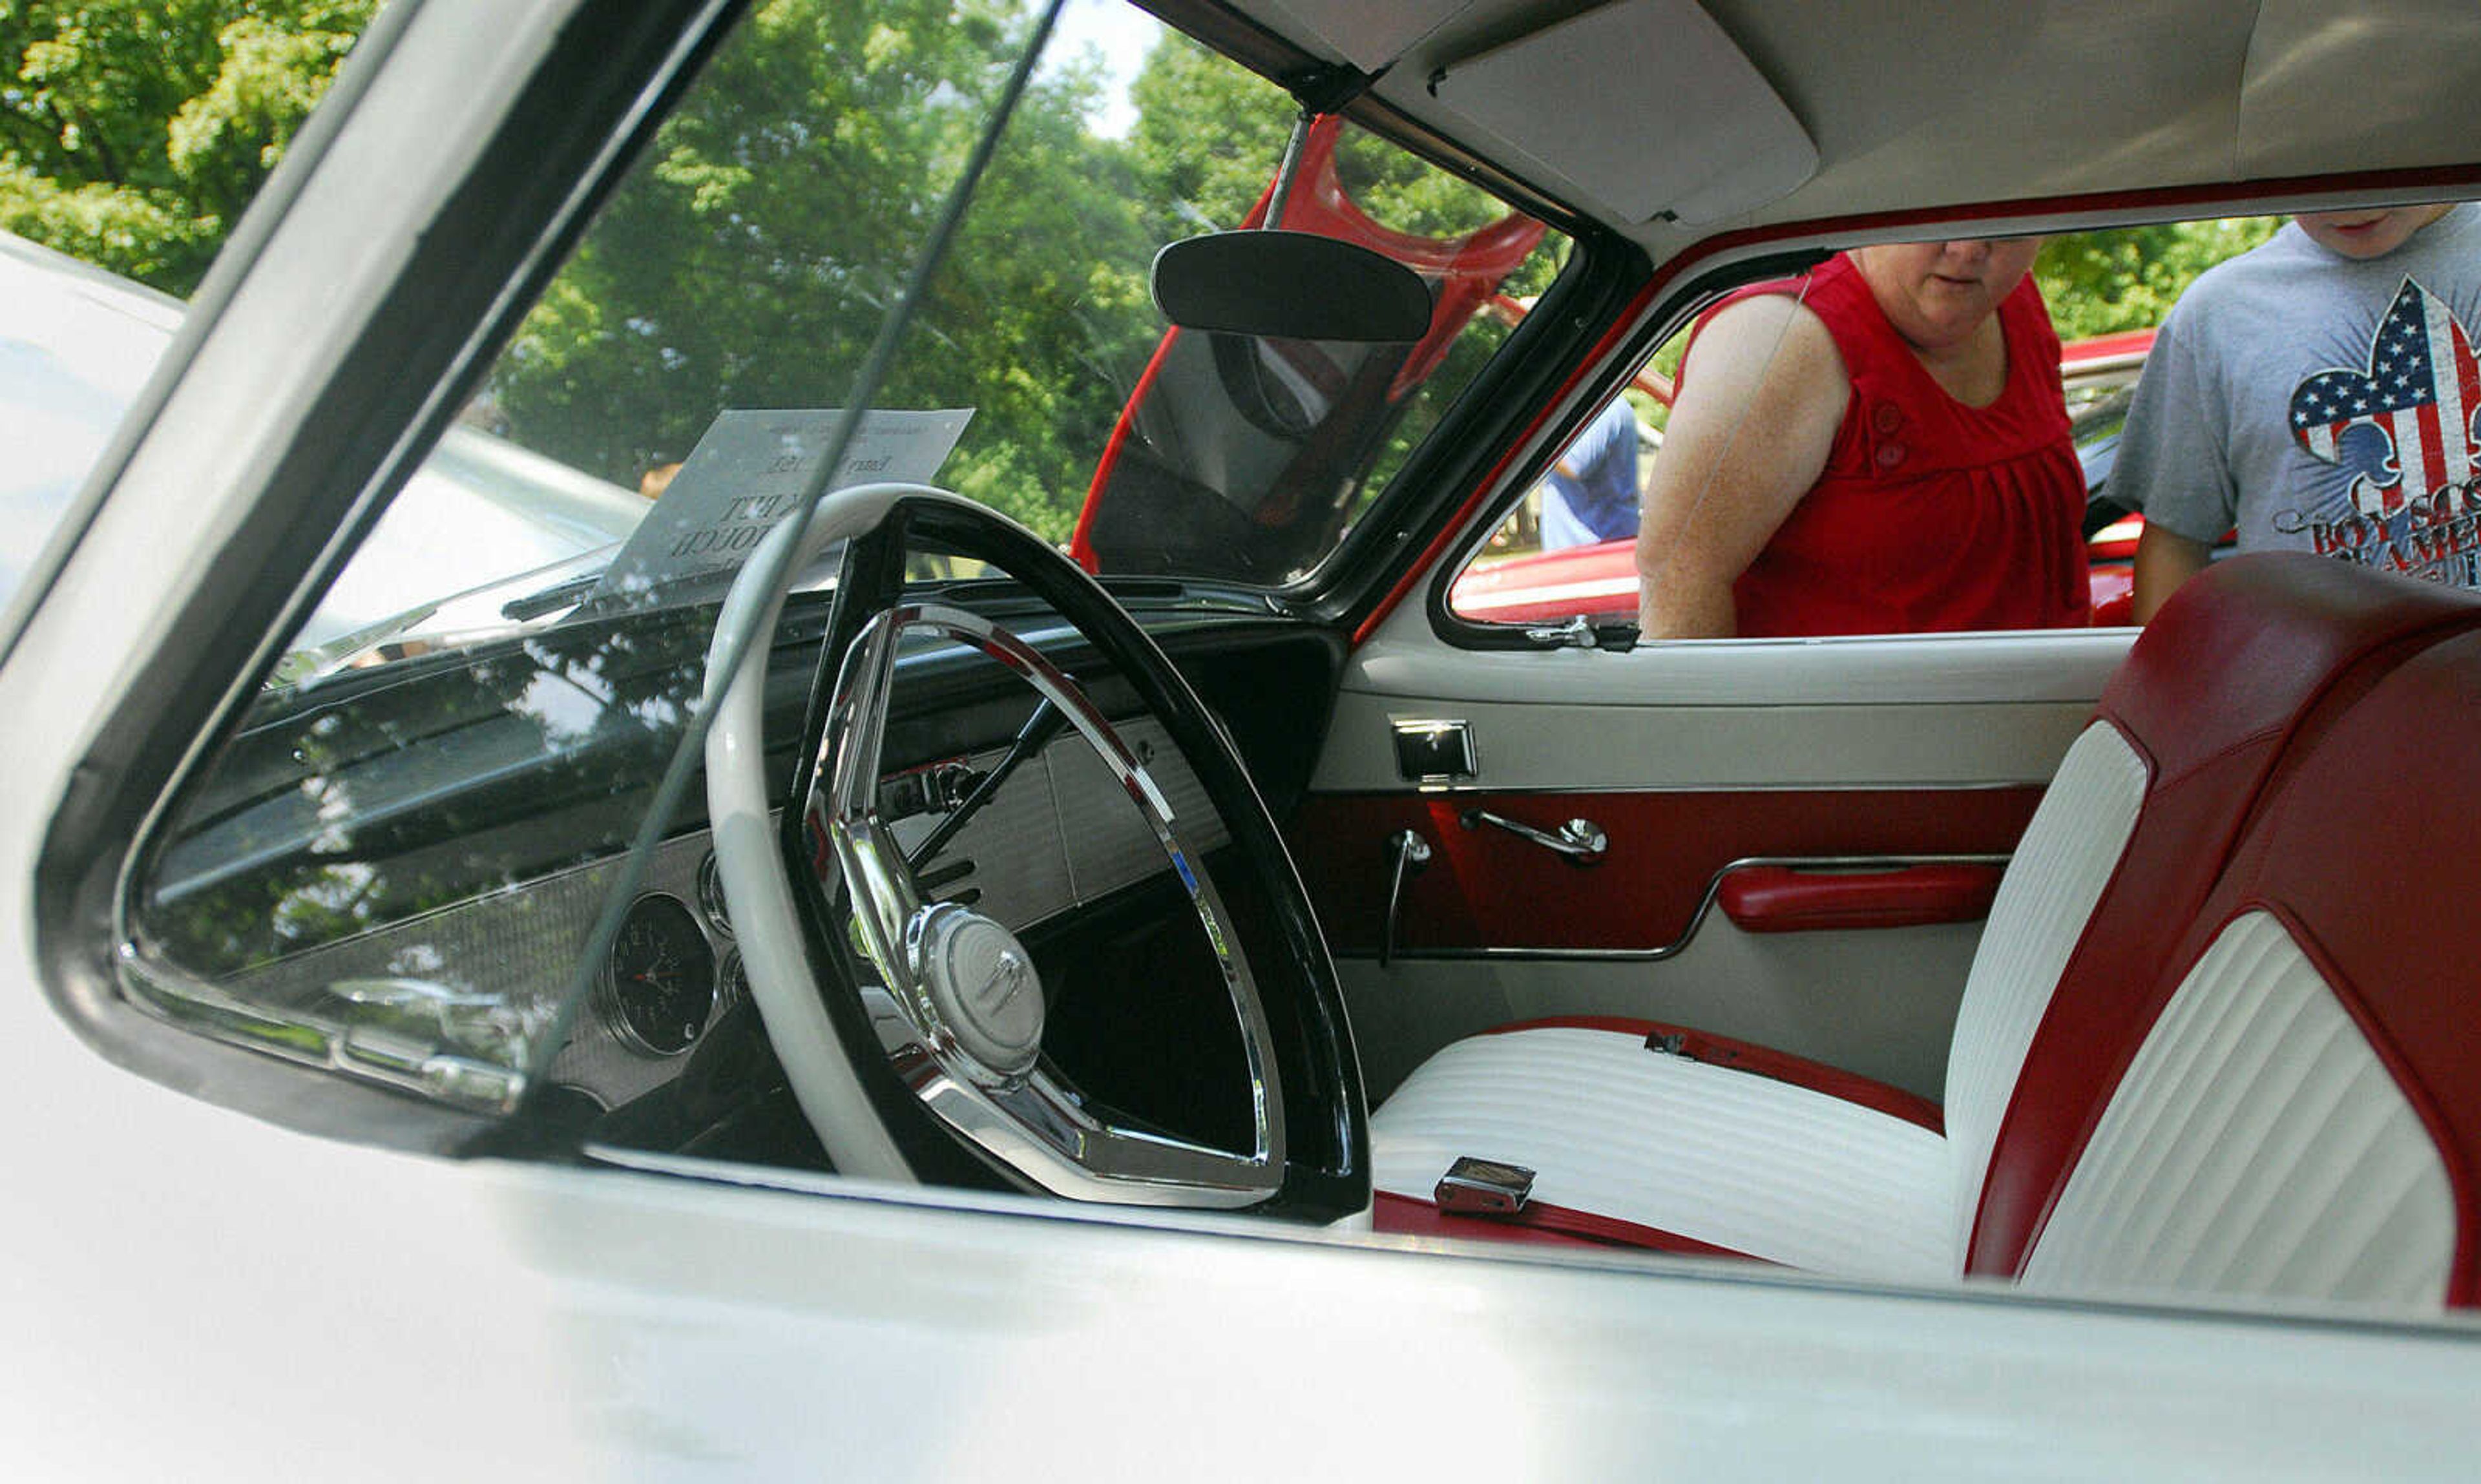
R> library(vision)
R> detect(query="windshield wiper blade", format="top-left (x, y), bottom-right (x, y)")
top-left (500, 572), bottom-right (603, 621)
top-left (267, 602), bottom-right (443, 687)
top-left (506, 555), bottom-right (836, 627)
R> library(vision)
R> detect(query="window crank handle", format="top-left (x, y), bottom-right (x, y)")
top-left (1381, 829), bottom-right (1432, 968)
top-left (1460, 808), bottom-right (1608, 864)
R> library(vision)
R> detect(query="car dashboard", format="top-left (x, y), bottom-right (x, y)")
top-left (118, 586), bottom-right (1315, 1171)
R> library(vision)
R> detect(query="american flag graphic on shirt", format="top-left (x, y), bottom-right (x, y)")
top-left (2288, 277), bottom-right (2481, 521)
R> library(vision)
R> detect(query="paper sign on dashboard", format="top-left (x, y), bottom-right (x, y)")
top-left (587, 407), bottom-right (972, 605)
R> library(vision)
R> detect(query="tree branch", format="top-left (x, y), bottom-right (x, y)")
top-left (0, 103), bottom-right (65, 159)
top-left (55, 99), bottom-right (127, 185)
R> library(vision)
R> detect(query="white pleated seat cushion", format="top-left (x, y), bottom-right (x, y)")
top-left (2020, 912), bottom-right (2455, 1308)
top-left (1368, 723), bottom-right (2150, 1283)
top-left (1371, 1026), bottom-right (1956, 1282)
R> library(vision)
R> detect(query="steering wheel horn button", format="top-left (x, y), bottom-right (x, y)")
top-left (907, 901), bottom-right (1045, 1083)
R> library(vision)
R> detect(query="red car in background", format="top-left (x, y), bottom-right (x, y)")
top-left (1451, 325), bottom-right (2162, 628)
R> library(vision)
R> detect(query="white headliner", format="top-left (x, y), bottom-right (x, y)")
top-left (1241, 0), bottom-right (2481, 255)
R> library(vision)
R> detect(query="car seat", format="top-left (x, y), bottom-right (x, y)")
top-left (1370, 555), bottom-right (2481, 1306)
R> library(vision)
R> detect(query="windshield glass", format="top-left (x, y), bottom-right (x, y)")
top-left (0, 231), bottom-right (654, 647)
top-left (260, 0), bottom-right (1562, 679)
top-left (125, 0), bottom-right (1566, 1108)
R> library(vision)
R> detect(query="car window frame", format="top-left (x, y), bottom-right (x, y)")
top-left (1418, 231), bottom-right (2193, 651)
top-left (1416, 249), bottom-right (1849, 651)
top-left (33, 0), bottom-right (745, 1151)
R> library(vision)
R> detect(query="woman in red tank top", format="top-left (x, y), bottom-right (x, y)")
top-left (1633, 241), bottom-right (2088, 638)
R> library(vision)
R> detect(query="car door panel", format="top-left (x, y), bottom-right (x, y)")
top-left (1298, 623), bottom-right (2133, 1102)
top-left (1289, 784), bottom-right (2044, 953)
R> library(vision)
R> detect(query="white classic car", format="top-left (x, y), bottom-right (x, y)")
top-left (0, 229), bottom-right (650, 660)
top-left (6, 0), bottom-right (2481, 1477)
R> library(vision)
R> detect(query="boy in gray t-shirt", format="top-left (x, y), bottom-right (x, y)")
top-left (2116, 204), bottom-right (2481, 620)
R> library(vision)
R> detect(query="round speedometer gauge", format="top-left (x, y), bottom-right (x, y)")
top-left (600, 894), bottom-right (717, 1056)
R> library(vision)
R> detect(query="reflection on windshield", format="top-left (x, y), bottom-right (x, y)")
top-left (121, 611), bottom-right (728, 1111)
top-left (146, 602), bottom-right (749, 978)
top-left (0, 234), bottom-right (181, 609)
top-left (3, 225), bottom-right (661, 631)
top-left (114, 0), bottom-right (1564, 1133)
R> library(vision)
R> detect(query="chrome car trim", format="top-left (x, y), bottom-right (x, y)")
top-left (822, 601), bottom-right (1282, 1207)
top-left (1380, 852), bottom-right (2010, 963)
top-left (1460, 808), bottom-right (1608, 862)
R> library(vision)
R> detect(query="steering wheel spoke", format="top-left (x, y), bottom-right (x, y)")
top-left (816, 601), bottom-right (1280, 1205)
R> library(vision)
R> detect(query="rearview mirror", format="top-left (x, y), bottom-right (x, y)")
top-left (1151, 231), bottom-right (1433, 342)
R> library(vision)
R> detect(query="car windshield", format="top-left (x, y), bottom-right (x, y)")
top-left (11, 5), bottom-right (1564, 684)
top-left (121, 0), bottom-right (1567, 1104)
top-left (243, 0), bottom-right (1564, 682)
top-left (0, 229), bottom-right (654, 663)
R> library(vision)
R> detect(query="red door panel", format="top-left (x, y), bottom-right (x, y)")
top-left (1286, 786), bottom-right (2043, 955)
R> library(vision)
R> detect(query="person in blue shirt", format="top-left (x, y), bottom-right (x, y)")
top-left (1539, 395), bottom-right (1643, 549)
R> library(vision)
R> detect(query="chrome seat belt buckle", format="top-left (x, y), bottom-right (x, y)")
top-left (1434, 1156), bottom-right (1536, 1216)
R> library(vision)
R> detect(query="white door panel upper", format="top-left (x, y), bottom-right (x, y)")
top-left (1317, 693), bottom-right (2097, 792)
top-left (1351, 620), bottom-right (2132, 707)
top-left (1323, 622), bottom-right (2128, 793)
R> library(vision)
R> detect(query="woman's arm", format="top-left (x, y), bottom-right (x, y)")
top-left (1633, 295), bottom-right (1848, 637)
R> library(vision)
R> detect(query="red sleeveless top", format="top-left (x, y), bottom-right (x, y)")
top-left (1688, 254), bottom-right (2089, 636)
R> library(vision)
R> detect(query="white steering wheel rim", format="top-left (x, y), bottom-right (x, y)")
top-left (702, 481), bottom-right (948, 1183)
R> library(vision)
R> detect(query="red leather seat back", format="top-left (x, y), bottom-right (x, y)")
top-left (1969, 556), bottom-right (2481, 1277)
top-left (2167, 629), bottom-right (2481, 1301)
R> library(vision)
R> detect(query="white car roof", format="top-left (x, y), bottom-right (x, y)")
top-left (0, 229), bottom-right (649, 641)
top-left (0, 235), bottom-right (184, 603)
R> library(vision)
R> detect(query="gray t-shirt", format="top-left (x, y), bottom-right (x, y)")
top-left (2115, 205), bottom-right (2481, 586)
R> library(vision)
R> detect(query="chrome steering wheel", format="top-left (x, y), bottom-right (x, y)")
top-left (704, 484), bottom-right (1363, 1214)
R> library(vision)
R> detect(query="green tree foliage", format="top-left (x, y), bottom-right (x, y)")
top-left (487, 0), bottom-right (1158, 539)
top-left (2036, 218), bottom-right (2281, 340)
top-left (1124, 28), bottom-right (1289, 235)
top-left (1127, 29), bottom-right (1555, 286)
top-left (0, 0), bottom-right (373, 293)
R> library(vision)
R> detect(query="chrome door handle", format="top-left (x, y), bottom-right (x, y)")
top-left (1381, 829), bottom-right (1432, 968)
top-left (1524, 614), bottom-right (1596, 648)
top-left (1460, 808), bottom-right (1608, 865)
